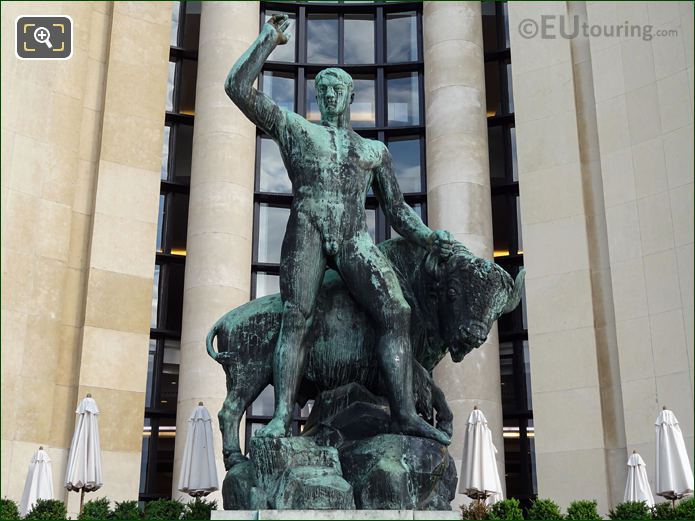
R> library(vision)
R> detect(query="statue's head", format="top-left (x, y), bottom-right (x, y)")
top-left (315, 68), bottom-right (354, 121)
top-left (423, 237), bottom-right (525, 363)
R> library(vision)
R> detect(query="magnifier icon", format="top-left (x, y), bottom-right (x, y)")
top-left (33, 26), bottom-right (53, 49)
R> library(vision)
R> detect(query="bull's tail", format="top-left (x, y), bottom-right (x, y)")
top-left (206, 320), bottom-right (222, 362)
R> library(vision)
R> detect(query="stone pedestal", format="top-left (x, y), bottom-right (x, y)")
top-left (211, 510), bottom-right (461, 520)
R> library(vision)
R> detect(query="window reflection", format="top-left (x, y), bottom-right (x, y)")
top-left (170, 2), bottom-right (180, 46)
top-left (386, 12), bottom-right (418, 62)
top-left (352, 77), bottom-right (375, 128)
top-left (151, 265), bottom-right (160, 328)
top-left (510, 126), bottom-right (518, 181)
top-left (387, 137), bottom-right (421, 193)
top-left (160, 126), bottom-right (170, 180)
top-left (262, 71), bottom-right (295, 112)
top-left (387, 73), bottom-right (420, 126)
top-left (156, 195), bottom-right (165, 252)
top-left (344, 15), bottom-right (374, 63)
top-left (257, 205), bottom-right (290, 264)
top-left (252, 385), bottom-right (275, 416)
top-left (306, 76), bottom-right (320, 122)
top-left (265, 11), bottom-right (296, 62)
top-left (259, 137), bottom-right (291, 193)
top-left (146, 340), bottom-right (156, 408)
top-left (307, 14), bottom-right (338, 63)
top-left (366, 208), bottom-right (376, 242)
top-left (166, 62), bottom-right (176, 112)
top-left (506, 62), bottom-right (514, 113)
top-left (157, 339), bottom-right (180, 412)
top-left (255, 272), bottom-right (280, 298)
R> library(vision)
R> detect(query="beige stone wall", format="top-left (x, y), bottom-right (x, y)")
top-left (171, 1), bottom-right (259, 503)
top-left (509, 0), bottom-right (693, 512)
top-left (1, 0), bottom-right (171, 510)
top-left (422, 1), bottom-right (506, 508)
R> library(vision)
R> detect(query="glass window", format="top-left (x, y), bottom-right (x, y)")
top-left (151, 417), bottom-right (176, 494)
top-left (167, 193), bottom-right (189, 255)
top-left (510, 126), bottom-right (518, 181)
top-left (160, 126), bottom-right (171, 180)
top-left (387, 137), bottom-right (421, 193)
top-left (259, 137), bottom-right (291, 193)
top-left (156, 195), bottom-right (165, 252)
top-left (262, 71), bottom-right (295, 112)
top-left (515, 195), bottom-right (523, 253)
top-left (146, 340), bottom-right (157, 408)
top-left (173, 124), bottom-right (193, 184)
top-left (162, 263), bottom-right (185, 331)
top-left (523, 340), bottom-right (532, 409)
top-left (351, 77), bottom-right (376, 128)
top-left (344, 15), bottom-right (374, 64)
top-left (257, 205), bottom-right (290, 264)
top-left (166, 61), bottom-right (176, 112)
top-left (488, 125), bottom-right (505, 185)
top-left (506, 62), bottom-right (514, 113)
top-left (265, 11), bottom-right (296, 62)
top-left (307, 14), bottom-right (338, 63)
top-left (482, 2), bottom-right (500, 52)
top-left (485, 62), bottom-right (501, 117)
top-left (387, 73), bottom-right (420, 126)
top-left (178, 59), bottom-right (198, 115)
top-left (181, 1), bottom-right (201, 50)
top-left (151, 264), bottom-right (160, 328)
top-left (366, 208), bottom-right (376, 242)
top-left (255, 272), bottom-right (280, 298)
top-left (386, 12), bottom-right (417, 63)
top-left (305, 76), bottom-right (320, 122)
top-left (252, 385), bottom-right (275, 416)
top-left (492, 194), bottom-right (510, 256)
top-left (157, 339), bottom-right (180, 412)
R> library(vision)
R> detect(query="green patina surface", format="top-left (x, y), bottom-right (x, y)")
top-left (211, 14), bottom-right (526, 510)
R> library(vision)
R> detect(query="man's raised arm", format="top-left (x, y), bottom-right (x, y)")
top-left (373, 144), bottom-right (453, 258)
top-left (225, 15), bottom-right (291, 138)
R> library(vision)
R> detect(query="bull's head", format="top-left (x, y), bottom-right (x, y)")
top-left (424, 238), bottom-right (525, 362)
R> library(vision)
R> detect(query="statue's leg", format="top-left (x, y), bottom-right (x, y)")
top-left (219, 371), bottom-right (270, 470)
top-left (256, 214), bottom-right (325, 438)
top-left (336, 233), bottom-right (450, 446)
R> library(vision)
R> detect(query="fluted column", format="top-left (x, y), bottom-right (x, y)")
top-left (172, 1), bottom-right (259, 502)
top-left (423, 1), bottom-right (505, 503)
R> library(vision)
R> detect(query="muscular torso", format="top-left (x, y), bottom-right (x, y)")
top-left (278, 112), bottom-right (383, 255)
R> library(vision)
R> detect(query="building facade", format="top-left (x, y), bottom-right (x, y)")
top-left (1, 1), bottom-right (692, 516)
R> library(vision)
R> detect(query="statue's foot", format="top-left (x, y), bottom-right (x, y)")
top-left (254, 418), bottom-right (288, 438)
top-left (392, 415), bottom-right (451, 446)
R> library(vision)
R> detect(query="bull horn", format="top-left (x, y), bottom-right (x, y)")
top-left (424, 250), bottom-right (444, 281)
top-left (501, 268), bottom-right (525, 314)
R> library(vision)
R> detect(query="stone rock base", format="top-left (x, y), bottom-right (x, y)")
top-left (211, 510), bottom-right (461, 520)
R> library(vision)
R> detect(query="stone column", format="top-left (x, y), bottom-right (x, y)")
top-left (422, 1), bottom-right (506, 504)
top-left (172, 1), bottom-right (259, 502)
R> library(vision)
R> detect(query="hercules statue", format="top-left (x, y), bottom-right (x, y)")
top-left (225, 14), bottom-right (452, 446)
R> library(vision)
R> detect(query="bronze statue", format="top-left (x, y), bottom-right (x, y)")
top-left (225, 14), bottom-right (453, 446)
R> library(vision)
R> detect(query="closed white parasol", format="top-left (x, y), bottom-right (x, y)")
top-left (19, 447), bottom-right (54, 517)
top-left (624, 450), bottom-right (654, 507)
top-left (178, 402), bottom-right (219, 496)
top-left (459, 406), bottom-right (504, 505)
top-left (655, 407), bottom-right (693, 503)
top-left (65, 394), bottom-right (103, 512)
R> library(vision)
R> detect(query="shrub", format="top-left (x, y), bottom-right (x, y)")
top-left (527, 498), bottom-right (564, 520)
top-left (674, 497), bottom-right (695, 520)
top-left (488, 498), bottom-right (524, 520)
top-left (566, 499), bottom-right (602, 520)
top-left (143, 498), bottom-right (184, 520)
top-left (0, 498), bottom-right (21, 520)
top-left (651, 501), bottom-right (675, 520)
top-left (24, 499), bottom-right (68, 520)
top-left (461, 500), bottom-right (490, 520)
top-left (608, 501), bottom-right (651, 520)
top-left (181, 497), bottom-right (218, 520)
top-left (112, 500), bottom-right (142, 520)
top-left (79, 497), bottom-right (111, 520)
